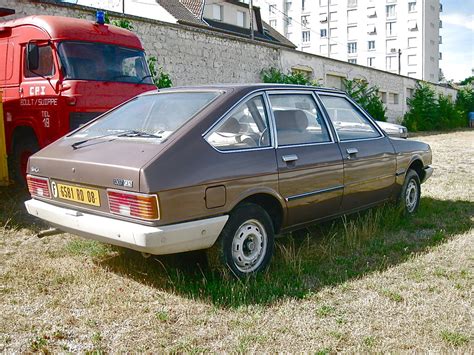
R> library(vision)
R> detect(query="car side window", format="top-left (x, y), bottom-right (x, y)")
top-left (24, 45), bottom-right (55, 78)
top-left (268, 94), bottom-right (331, 146)
top-left (206, 95), bottom-right (271, 151)
top-left (319, 95), bottom-right (381, 141)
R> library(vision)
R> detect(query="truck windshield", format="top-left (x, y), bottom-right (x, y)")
top-left (72, 92), bottom-right (220, 141)
top-left (58, 41), bottom-right (153, 84)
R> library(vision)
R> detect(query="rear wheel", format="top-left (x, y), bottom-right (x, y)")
top-left (207, 203), bottom-right (274, 278)
top-left (400, 169), bottom-right (421, 214)
top-left (13, 136), bottom-right (39, 187)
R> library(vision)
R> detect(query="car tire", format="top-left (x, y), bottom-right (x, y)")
top-left (400, 169), bottom-right (421, 215)
top-left (207, 203), bottom-right (274, 278)
top-left (13, 137), bottom-right (39, 187)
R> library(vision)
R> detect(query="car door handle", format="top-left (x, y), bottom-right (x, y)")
top-left (282, 154), bottom-right (298, 163)
top-left (346, 148), bottom-right (358, 159)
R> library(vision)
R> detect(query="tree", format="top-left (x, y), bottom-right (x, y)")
top-left (456, 85), bottom-right (474, 124)
top-left (261, 67), bottom-right (320, 86)
top-left (147, 56), bottom-right (173, 88)
top-left (403, 82), bottom-right (438, 131)
top-left (342, 78), bottom-right (387, 121)
top-left (459, 76), bottom-right (474, 86)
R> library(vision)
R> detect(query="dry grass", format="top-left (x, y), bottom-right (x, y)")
top-left (1, 131), bottom-right (473, 352)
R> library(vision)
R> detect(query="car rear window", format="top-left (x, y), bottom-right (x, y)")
top-left (72, 92), bottom-right (220, 140)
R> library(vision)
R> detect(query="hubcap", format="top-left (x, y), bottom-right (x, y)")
top-left (405, 180), bottom-right (418, 213)
top-left (231, 219), bottom-right (267, 273)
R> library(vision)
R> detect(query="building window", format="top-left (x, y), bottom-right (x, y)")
top-left (320, 28), bottom-right (327, 37)
top-left (439, 35), bottom-right (443, 44)
top-left (269, 4), bottom-right (276, 15)
top-left (380, 91), bottom-right (387, 103)
top-left (347, 9), bottom-right (357, 24)
top-left (367, 57), bottom-right (375, 67)
top-left (285, 1), bottom-right (292, 12)
top-left (330, 27), bottom-right (338, 38)
top-left (408, 1), bottom-right (416, 12)
top-left (389, 93), bottom-right (399, 105)
top-left (237, 11), bottom-right (246, 27)
top-left (386, 56), bottom-right (397, 71)
top-left (269, 19), bottom-right (277, 27)
top-left (386, 22), bottom-right (397, 36)
top-left (347, 26), bottom-right (357, 39)
top-left (348, 42), bottom-right (357, 54)
top-left (408, 54), bottom-right (417, 66)
top-left (320, 13), bottom-right (328, 23)
top-left (301, 15), bottom-right (310, 26)
top-left (287, 17), bottom-right (293, 25)
top-left (367, 24), bottom-right (376, 34)
top-left (329, 12), bottom-right (337, 22)
top-left (439, 52), bottom-right (443, 60)
top-left (368, 40), bottom-right (375, 50)
top-left (348, 58), bottom-right (357, 64)
top-left (213, 4), bottom-right (223, 21)
top-left (302, 0), bottom-right (306, 11)
top-left (348, 0), bottom-right (357, 8)
top-left (302, 31), bottom-right (311, 42)
top-left (408, 20), bottom-right (418, 31)
top-left (386, 5), bottom-right (396, 19)
top-left (408, 37), bottom-right (416, 48)
top-left (367, 7), bottom-right (377, 18)
top-left (386, 39), bottom-right (396, 53)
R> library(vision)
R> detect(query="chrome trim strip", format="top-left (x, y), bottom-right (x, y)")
top-left (285, 185), bottom-right (344, 202)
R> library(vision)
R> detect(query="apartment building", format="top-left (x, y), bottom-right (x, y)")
top-left (256, 0), bottom-right (442, 82)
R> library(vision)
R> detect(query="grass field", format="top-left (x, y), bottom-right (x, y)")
top-left (1, 130), bottom-right (473, 352)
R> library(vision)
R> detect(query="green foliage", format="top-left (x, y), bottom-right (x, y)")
top-left (342, 78), bottom-right (387, 121)
top-left (261, 67), bottom-right (320, 86)
top-left (459, 76), bottom-right (474, 86)
top-left (147, 56), bottom-right (173, 89)
top-left (104, 12), bottom-right (134, 30)
top-left (456, 85), bottom-right (474, 124)
top-left (403, 82), bottom-right (467, 131)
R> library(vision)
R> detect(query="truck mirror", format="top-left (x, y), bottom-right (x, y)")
top-left (27, 42), bottom-right (40, 71)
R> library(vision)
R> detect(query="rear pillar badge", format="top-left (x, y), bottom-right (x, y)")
top-left (113, 179), bottom-right (133, 188)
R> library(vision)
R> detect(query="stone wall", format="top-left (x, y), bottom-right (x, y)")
top-left (1, 0), bottom-right (457, 122)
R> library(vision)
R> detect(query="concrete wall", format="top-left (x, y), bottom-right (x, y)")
top-left (0, 0), bottom-right (457, 122)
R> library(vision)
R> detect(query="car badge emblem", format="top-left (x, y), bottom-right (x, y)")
top-left (113, 178), bottom-right (133, 188)
top-left (31, 166), bottom-right (40, 173)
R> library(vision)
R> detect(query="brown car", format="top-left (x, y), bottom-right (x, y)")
top-left (25, 84), bottom-right (433, 277)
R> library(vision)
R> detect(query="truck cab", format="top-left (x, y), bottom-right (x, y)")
top-left (0, 14), bottom-right (156, 183)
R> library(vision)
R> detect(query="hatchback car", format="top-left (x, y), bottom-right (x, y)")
top-left (25, 85), bottom-right (432, 277)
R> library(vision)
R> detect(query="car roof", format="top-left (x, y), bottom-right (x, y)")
top-left (140, 84), bottom-right (346, 96)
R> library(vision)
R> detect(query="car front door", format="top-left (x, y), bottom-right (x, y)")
top-left (267, 91), bottom-right (344, 227)
top-left (317, 93), bottom-right (397, 212)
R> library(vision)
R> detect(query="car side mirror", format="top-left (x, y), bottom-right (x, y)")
top-left (27, 42), bottom-right (40, 71)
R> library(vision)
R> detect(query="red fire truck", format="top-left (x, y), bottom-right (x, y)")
top-left (0, 12), bottom-right (156, 184)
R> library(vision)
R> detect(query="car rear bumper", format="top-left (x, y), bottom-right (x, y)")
top-left (422, 166), bottom-right (434, 183)
top-left (25, 199), bottom-right (228, 255)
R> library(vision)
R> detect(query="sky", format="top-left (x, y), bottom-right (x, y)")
top-left (440, 0), bottom-right (474, 81)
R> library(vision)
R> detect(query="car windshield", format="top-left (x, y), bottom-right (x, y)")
top-left (58, 41), bottom-right (153, 84)
top-left (72, 92), bottom-right (220, 140)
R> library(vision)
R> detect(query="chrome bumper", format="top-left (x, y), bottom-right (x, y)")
top-left (421, 166), bottom-right (434, 183)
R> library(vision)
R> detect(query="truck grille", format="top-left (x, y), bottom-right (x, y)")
top-left (69, 112), bottom-right (103, 131)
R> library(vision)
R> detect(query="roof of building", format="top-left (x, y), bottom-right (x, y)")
top-left (178, 0), bottom-right (203, 18)
top-left (155, 0), bottom-right (203, 25)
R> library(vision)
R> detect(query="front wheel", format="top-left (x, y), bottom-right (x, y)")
top-left (207, 203), bottom-right (274, 278)
top-left (400, 169), bottom-right (421, 214)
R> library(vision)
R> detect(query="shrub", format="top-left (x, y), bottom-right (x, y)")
top-left (456, 85), bottom-right (474, 125)
top-left (403, 82), bottom-right (438, 131)
top-left (342, 78), bottom-right (387, 121)
top-left (147, 56), bottom-right (173, 88)
top-left (403, 82), bottom-right (467, 131)
top-left (261, 67), bottom-right (320, 86)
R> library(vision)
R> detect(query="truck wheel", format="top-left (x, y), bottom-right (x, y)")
top-left (207, 203), bottom-right (274, 278)
top-left (13, 137), bottom-right (39, 186)
top-left (400, 169), bottom-right (421, 214)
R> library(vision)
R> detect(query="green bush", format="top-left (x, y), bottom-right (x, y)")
top-left (342, 78), bottom-right (387, 121)
top-left (147, 56), bottom-right (173, 88)
top-left (261, 67), bottom-right (320, 86)
top-left (456, 85), bottom-right (474, 125)
top-left (403, 82), bottom-right (467, 131)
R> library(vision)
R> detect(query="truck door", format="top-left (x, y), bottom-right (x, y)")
top-left (19, 42), bottom-right (61, 147)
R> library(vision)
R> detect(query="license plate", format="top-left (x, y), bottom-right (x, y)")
top-left (57, 183), bottom-right (101, 207)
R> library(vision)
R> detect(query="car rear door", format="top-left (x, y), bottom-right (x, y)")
top-left (317, 93), bottom-right (397, 212)
top-left (267, 91), bottom-right (344, 227)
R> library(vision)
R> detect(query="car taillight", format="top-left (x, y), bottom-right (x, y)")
top-left (107, 190), bottom-right (160, 221)
top-left (27, 175), bottom-right (51, 199)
